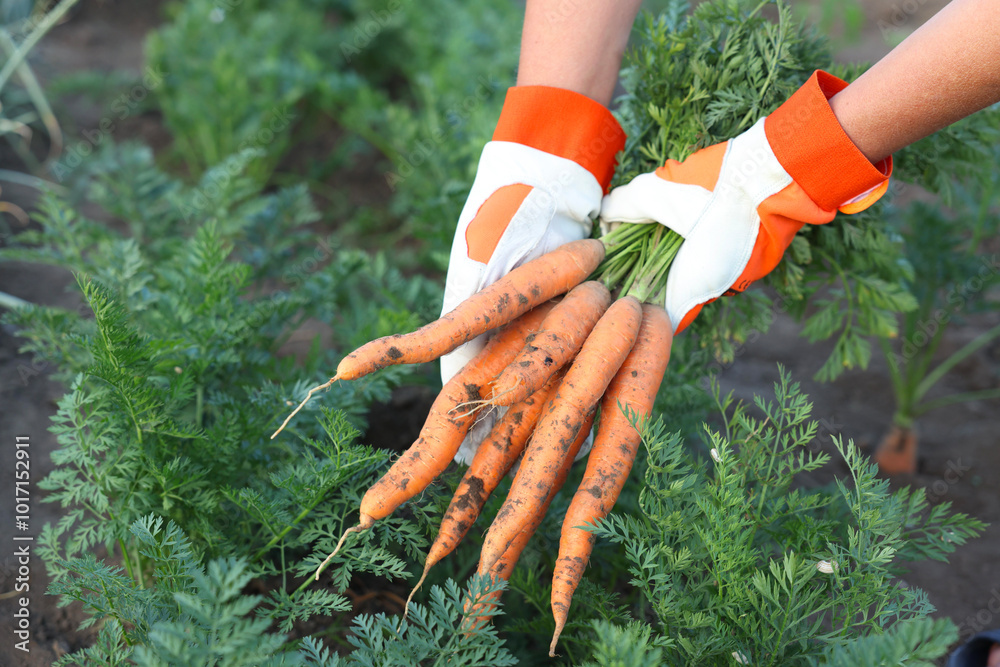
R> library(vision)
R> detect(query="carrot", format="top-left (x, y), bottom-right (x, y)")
top-left (313, 303), bottom-right (554, 579)
top-left (478, 296), bottom-right (644, 574)
top-left (548, 304), bottom-right (672, 657)
top-left (489, 409), bottom-right (595, 580)
top-left (405, 371), bottom-right (564, 612)
top-left (464, 410), bottom-right (595, 632)
top-left (487, 281), bottom-right (611, 407)
top-left (271, 239), bottom-right (604, 439)
top-left (337, 238), bottom-right (605, 380)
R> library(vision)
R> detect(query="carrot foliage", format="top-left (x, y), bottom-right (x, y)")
top-left (3, 144), bottom-right (494, 665)
top-left (599, 0), bottom-right (1000, 383)
top-left (586, 368), bottom-right (984, 665)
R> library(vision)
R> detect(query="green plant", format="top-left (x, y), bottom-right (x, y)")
top-left (49, 515), bottom-right (515, 666)
top-left (1, 142), bottom-right (459, 662)
top-left (586, 368), bottom-right (983, 666)
top-left (0, 0), bottom-right (78, 232)
top-left (811, 617), bottom-right (959, 667)
top-left (331, 0), bottom-right (522, 267)
top-left (611, 0), bottom-right (999, 383)
top-left (143, 0), bottom-right (521, 269)
top-left (790, 0), bottom-right (865, 51)
top-left (0, 0), bottom-right (76, 157)
top-left (145, 0), bottom-right (357, 181)
top-left (871, 142), bottom-right (1000, 471)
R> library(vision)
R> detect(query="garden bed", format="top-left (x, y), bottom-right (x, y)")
top-left (1, 0), bottom-right (997, 664)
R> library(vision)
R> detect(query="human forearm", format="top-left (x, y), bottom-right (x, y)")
top-left (830, 0), bottom-right (1000, 163)
top-left (517, 0), bottom-right (644, 106)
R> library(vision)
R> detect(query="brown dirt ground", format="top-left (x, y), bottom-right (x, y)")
top-left (1, 1), bottom-right (996, 665)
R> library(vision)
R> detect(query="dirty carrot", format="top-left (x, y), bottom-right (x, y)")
top-left (313, 303), bottom-right (554, 579)
top-left (270, 239), bottom-right (604, 439)
top-left (478, 296), bottom-right (644, 573)
top-left (549, 304), bottom-right (672, 657)
top-left (488, 280), bottom-right (611, 407)
top-left (338, 238), bottom-right (605, 379)
top-left (405, 371), bottom-right (563, 612)
top-left (464, 410), bottom-right (595, 632)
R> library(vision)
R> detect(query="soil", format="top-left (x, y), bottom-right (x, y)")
top-left (1, 0), bottom-right (997, 665)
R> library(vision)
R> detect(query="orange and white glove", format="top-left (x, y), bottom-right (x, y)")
top-left (600, 70), bottom-right (893, 333)
top-left (442, 86), bottom-right (625, 463)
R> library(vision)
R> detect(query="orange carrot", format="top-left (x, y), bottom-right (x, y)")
top-left (488, 281), bottom-right (610, 407)
top-left (549, 304), bottom-right (672, 657)
top-left (405, 371), bottom-right (564, 612)
top-left (490, 409), bottom-right (595, 580)
top-left (271, 239), bottom-right (604, 439)
top-left (464, 410), bottom-right (595, 632)
top-left (478, 296), bottom-right (644, 574)
top-left (313, 303), bottom-right (554, 579)
top-left (337, 239), bottom-right (605, 380)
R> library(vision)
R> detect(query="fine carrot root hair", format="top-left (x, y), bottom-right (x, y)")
top-left (488, 281), bottom-right (611, 408)
top-left (314, 304), bottom-right (554, 577)
top-left (405, 373), bottom-right (563, 615)
top-left (312, 514), bottom-right (374, 580)
top-left (271, 376), bottom-right (339, 439)
top-left (464, 409), bottom-right (595, 632)
top-left (335, 239), bottom-right (605, 381)
top-left (479, 296), bottom-right (644, 574)
top-left (549, 304), bottom-right (673, 657)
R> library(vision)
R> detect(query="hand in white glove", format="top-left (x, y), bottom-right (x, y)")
top-left (441, 85), bottom-right (625, 463)
top-left (600, 71), bottom-right (892, 333)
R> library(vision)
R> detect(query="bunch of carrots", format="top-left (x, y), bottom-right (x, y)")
top-left (272, 226), bottom-right (682, 656)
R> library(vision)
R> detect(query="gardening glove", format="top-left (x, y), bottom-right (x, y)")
top-left (441, 85), bottom-right (625, 464)
top-left (600, 70), bottom-right (893, 334)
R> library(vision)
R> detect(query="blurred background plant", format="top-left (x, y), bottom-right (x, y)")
top-left (872, 142), bottom-right (1000, 474)
top-left (0, 0), bottom-right (77, 252)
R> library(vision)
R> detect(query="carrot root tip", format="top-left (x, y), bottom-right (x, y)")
top-left (313, 514), bottom-right (372, 580)
top-left (404, 564), bottom-right (431, 618)
top-left (549, 622), bottom-right (566, 658)
top-left (271, 376), bottom-right (339, 439)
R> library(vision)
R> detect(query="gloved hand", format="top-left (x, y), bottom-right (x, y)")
top-left (441, 85), bottom-right (625, 463)
top-left (600, 70), bottom-right (893, 333)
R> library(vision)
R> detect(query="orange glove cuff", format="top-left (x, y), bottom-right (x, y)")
top-left (765, 70), bottom-right (892, 213)
top-left (493, 86), bottom-right (626, 192)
